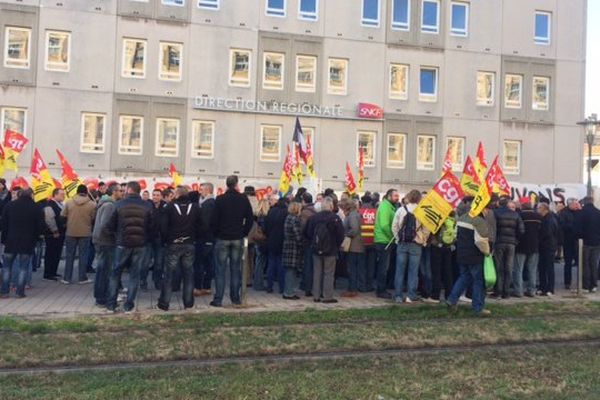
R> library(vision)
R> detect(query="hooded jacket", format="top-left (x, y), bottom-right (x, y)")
top-left (61, 194), bottom-right (96, 237)
top-left (374, 199), bottom-right (396, 245)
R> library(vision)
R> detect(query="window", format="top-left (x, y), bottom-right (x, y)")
top-left (122, 39), bottom-right (146, 78)
top-left (417, 135), bottom-right (436, 171)
top-left (156, 118), bottom-right (180, 157)
top-left (421, 0), bottom-right (440, 34)
top-left (362, 0), bottom-right (380, 27)
top-left (476, 71), bottom-right (495, 106)
top-left (229, 49), bottom-right (251, 87)
top-left (80, 113), bottom-right (105, 153)
top-left (535, 11), bottom-right (551, 45)
top-left (328, 58), bottom-right (348, 95)
top-left (266, 0), bottom-right (286, 17)
top-left (192, 120), bottom-right (214, 159)
top-left (45, 31), bottom-right (70, 72)
top-left (4, 27), bottom-right (31, 69)
top-left (162, 0), bottom-right (184, 6)
top-left (198, 0), bottom-right (219, 9)
top-left (357, 131), bottom-right (376, 167)
top-left (387, 133), bottom-right (406, 169)
top-left (159, 42), bottom-right (183, 81)
top-left (450, 2), bottom-right (468, 36)
top-left (263, 52), bottom-right (285, 90)
top-left (532, 76), bottom-right (550, 111)
top-left (1, 107), bottom-right (26, 136)
top-left (419, 67), bottom-right (438, 101)
top-left (299, 0), bottom-right (318, 20)
top-left (389, 63), bottom-right (409, 100)
top-left (296, 55), bottom-right (316, 92)
top-left (260, 125), bottom-right (282, 162)
top-left (504, 74), bottom-right (523, 109)
top-left (119, 116), bottom-right (143, 155)
top-left (503, 140), bottom-right (521, 175)
top-left (446, 137), bottom-right (464, 171)
top-left (391, 0), bottom-right (410, 30)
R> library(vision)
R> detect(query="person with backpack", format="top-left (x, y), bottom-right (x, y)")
top-left (430, 211), bottom-right (456, 302)
top-left (373, 189), bottom-right (400, 299)
top-left (304, 196), bottom-right (345, 303)
top-left (391, 190), bottom-right (429, 303)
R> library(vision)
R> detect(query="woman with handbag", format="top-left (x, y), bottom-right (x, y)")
top-left (341, 198), bottom-right (364, 298)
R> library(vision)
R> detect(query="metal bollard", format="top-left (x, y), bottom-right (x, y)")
top-left (241, 238), bottom-right (248, 305)
top-left (578, 239), bottom-right (584, 297)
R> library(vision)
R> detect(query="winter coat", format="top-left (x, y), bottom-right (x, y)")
top-left (304, 210), bottom-right (345, 257)
top-left (161, 195), bottom-right (202, 245)
top-left (493, 206), bottom-right (525, 246)
top-left (61, 194), bottom-right (96, 237)
top-left (1, 196), bottom-right (45, 255)
top-left (539, 213), bottom-right (560, 252)
top-left (103, 194), bottom-right (154, 248)
top-left (516, 209), bottom-right (541, 255)
top-left (374, 199), bottom-right (396, 245)
top-left (559, 207), bottom-right (579, 242)
top-left (92, 196), bottom-right (116, 246)
top-left (211, 189), bottom-right (254, 241)
top-left (198, 197), bottom-right (216, 243)
top-left (343, 210), bottom-right (364, 253)
top-left (456, 211), bottom-right (490, 266)
top-left (282, 214), bottom-right (303, 270)
top-left (264, 202), bottom-right (288, 255)
top-left (576, 203), bottom-right (600, 246)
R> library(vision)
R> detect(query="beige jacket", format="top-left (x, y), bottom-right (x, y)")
top-left (61, 194), bottom-right (96, 237)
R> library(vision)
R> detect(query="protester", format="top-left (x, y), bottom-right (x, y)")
top-left (514, 200), bottom-right (541, 297)
top-left (142, 190), bottom-right (150, 201)
top-left (194, 182), bottom-right (216, 296)
top-left (537, 203), bottom-right (560, 296)
top-left (144, 189), bottom-right (166, 290)
top-left (250, 198), bottom-right (270, 291)
top-left (43, 188), bottom-right (66, 281)
top-left (577, 197), bottom-right (600, 293)
top-left (299, 192), bottom-right (317, 296)
top-left (61, 184), bottom-right (96, 285)
top-left (430, 211), bottom-right (456, 302)
top-left (373, 189), bottom-right (399, 299)
top-left (210, 175), bottom-right (253, 307)
top-left (264, 197), bottom-right (289, 294)
top-left (104, 181), bottom-right (154, 313)
top-left (341, 198), bottom-right (364, 297)
top-left (358, 194), bottom-right (377, 292)
top-left (559, 198), bottom-right (581, 289)
top-left (281, 201), bottom-right (303, 300)
top-left (244, 186), bottom-right (259, 286)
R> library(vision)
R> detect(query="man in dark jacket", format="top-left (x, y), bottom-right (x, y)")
top-left (577, 197), bottom-right (600, 292)
top-left (559, 198), bottom-right (581, 289)
top-left (514, 201), bottom-right (541, 297)
top-left (209, 175), bottom-right (253, 307)
top-left (538, 203), bottom-right (560, 296)
top-left (304, 197), bottom-right (345, 303)
top-left (43, 188), bottom-right (66, 281)
top-left (493, 197), bottom-right (525, 298)
top-left (264, 198), bottom-right (289, 293)
top-left (144, 189), bottom-right (166, 290)
top-left (194, 182), bottom-right (216, 296)
top-left (0, 189), bottom-right (45, 298)
top-left (104, 181), bottom-right (154, 313)
top-left (157, 186), bottom-right (202, 311)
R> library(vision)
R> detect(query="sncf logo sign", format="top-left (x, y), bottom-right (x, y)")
top-left (357, 103), bottom-right (384, 119)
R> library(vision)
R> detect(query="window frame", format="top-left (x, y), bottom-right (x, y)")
top-left (4, 26), bottom-right (31, 69)
top-left (503, 140), bottom-right (521, 175)
top-left (0, 107), bottom-right (27, 137)
top-left (298, 0), bottom-right (318, 21)
top-left (158, 41), bottom-right (183, 82)
top-left (445, 136), bottom-right (465, 172)
top-left (260, 124), bottom-right (282, 163)
top-left (419, 66), bottom-right (438, 102)
top-left (262, 51), bottom-right (285, 91)
top-left (416, 134), bottom-right (436, 171)
top-left (118, 115), bottom-right (144, 156)
top-left (198, 0), bottom-right (219, 10)
top-left (534, 11), bottom-right (551, 45)
top-left (357, 130), bottom-right (377, 168)
top-left (504, 74), bottom-right (523, 109)
top-left (391, 0), bottom-right (410, 31)
top-left (266, 0), bottom-right (286, 17)
top-left (476, 71), bottom-right (495, 107)
top-left (327, 58), bottom-right (349, 96)
top-left (121, 38), bottom-right (147, 79)
top-left (386, 132), bottom-right (406, 169)
top-left (162, 0), bottom-right (185, 6)
top-left (295, 54), bottom-right (317, 93)
top-left (228, 48), bottom-right (252, 88)
top-left (361, 0), bottom-right (381, 28)
top-left (44, 30), bottom-right (71, 72)
top-left (532, 76), bottom-right (550, 111)
top-left (421, 0), bottom-right (440, 34)
top-left (191, 120), bottom-right (215, 159)
top-left (450, 1), bottom-right (469, 37)
top-left (80, 113), bottom-right (106, 154)
top-left (389, 63), bottom-right (409, 100)
top-left (155, 118), bottom-right (180, 158)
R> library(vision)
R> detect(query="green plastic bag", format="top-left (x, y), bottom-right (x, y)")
top-left (484, 255), bottom-right (496, 290)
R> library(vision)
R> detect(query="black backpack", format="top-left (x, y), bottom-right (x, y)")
top-left (398, 206), bottom-right (417, 243)
top-left (313, 220), bottom-right (337, 256)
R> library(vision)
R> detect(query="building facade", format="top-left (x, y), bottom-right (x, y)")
top-left (0, 0), bottom-right (587, 192)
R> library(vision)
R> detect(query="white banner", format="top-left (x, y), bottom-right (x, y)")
top-left (508, 182), bottom-right (587, 204)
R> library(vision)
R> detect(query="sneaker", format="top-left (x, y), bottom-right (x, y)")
top-left (476, 309), bottom-right (492, 317)
top-left (105, 308), bottom-right (116, 314)
top-left (404, 297), bottom-right (413, 304)
top-left (422, 297), bottom-right (437, 304)
top-left (60, 280), bottom-right (70, 285)
top-left (592, 287), bottom-right (598, 293)
top-left (209, 300), bottom-right (222, 308)
top-left (322, 299), bottom-right (338, 304)
top-left (376, 291), bottom-right (393, 299)
top-left (78, 279), bottom-right (93, 285)
top-left (459, 295), bottom-right (470, 303)
top-left (94, 302), bottom-right (106, 308)
top-left (124, 309), bottom-right (133, 315)
top-left (546, 292), bottom-right (554, 297)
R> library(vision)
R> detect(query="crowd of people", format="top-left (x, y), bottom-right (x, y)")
top-left (0, 175), bottom-right (599, 315)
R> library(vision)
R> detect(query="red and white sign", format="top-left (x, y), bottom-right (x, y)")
top-left (357, 103), bottom-right (384, 119)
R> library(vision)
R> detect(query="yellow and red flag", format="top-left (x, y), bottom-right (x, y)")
top-left (169, 163), bottom-right (183, 187)
top-left (30, 149), bottom-right (56, 202)
top-left (305, 134), bottom-right (316, 177)
top-left (293, 144), bottom-right (304, 185)
top-left (460, 156), bottom-right (481, 196)
top-left (358, 147), bottom-right (365, 191)
top-left (345, 161), bottom-right (357, 195)
top-left (414, 171), bottom-right (464, 234)
top-left (3, 129), bottom-right (29, 172)
top-left (493, 162), bottom-right (511, 196)
top-left (474, 141), bottom-right (488, 181)
top-left (11, 176), bottom-right (29, 190)
top-left (469, 156), bottom-right (500, 218)
top-left (278, 145), bottom-right (294, 195)
top-left (442, 146), bottom-right (453, 175)
top-left (0, 143), bottom-right (5, 177)
top-left (56, 149), bottom-right (83, 199)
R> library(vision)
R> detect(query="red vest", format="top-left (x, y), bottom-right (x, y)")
top-left (359, 207), bottom-right (376, 246)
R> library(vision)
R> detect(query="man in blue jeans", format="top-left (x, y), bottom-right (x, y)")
top-left (210, 175), bottom-right (254, 307)
top-left (104, 181), bottom-right (154, 313)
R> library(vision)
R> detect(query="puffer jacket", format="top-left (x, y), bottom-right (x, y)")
top-left (493, 206), bottom-right (525, 246)
top-left (103, 194), bottom-right (154, 248)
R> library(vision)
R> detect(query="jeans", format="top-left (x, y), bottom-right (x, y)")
top-left (253, 246), bottom-right (267, 291)
top-left (430, 245), bottom-right (454, 300)
top-left (514, 253), bottom-right (539, 296)
top-left (493, 243), bottom-right (516, 296)
top-left (1, 254), bottom-right (32, 296)
top-left (194, 242), bottom-right (214, 290)
top-left (582, 245), bottom-right (600, 291)
top-left (64, 236), bottom-right (91, 283)
top-left (159, 243), bottom-right (195, 309)
top-left (563, 238), bottom-right (578, 287)
top-left (267, 253), bottom-right (285, 293)
top-left (358, 246), bottom-right (376, 291)
top-left (283, 268), bottom-right (297, 297)
top-left (448, 263), bottom-right (486, 313)
top-left (213, 239), bottom-right (243, 305)
top-left (313, 255), bottom-right (336, 300)
top-left (44, 235), bottom-right (64, 278)
top-left (394, 242), bottom-right (422, 300)
top-left (145, 240), bottom-right (165, 288)
top-left (302, 247), bottom-right (313, 293)
top-left (419, 246), bottom-right (432, 298)
top-left (374, 243), bottom-right (392, 294)
top-left (106, 246), bottom-right (147, 311)
top-left (345, 252), bottom-right (364, 292)
top-left (93, 245), bottom-right (115, 305)
top-left (538, 249), bottom-right (556, 294)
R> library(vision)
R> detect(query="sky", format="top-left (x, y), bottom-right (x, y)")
top-left (586, 1), bottom-right (599, 116)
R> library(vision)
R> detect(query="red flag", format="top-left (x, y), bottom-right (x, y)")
top-left (3, 129), bottom-right (29, 171)
top-left (345, 162), bottom-right (357, 195)
top-left (154, 182), bottom-right (170, 191)
top-left (138, 179), bottom-right (147, 190)
top-left (11, 176), bottom-right (29, 190)
top-left (476, 142), bottom-right (488, 169)
top-left (442, 146), bottom-right (453, 174)
top-left (84, 178), bottom-right (99, 191)
top-left (169, 163), bottom-right (183, 186)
